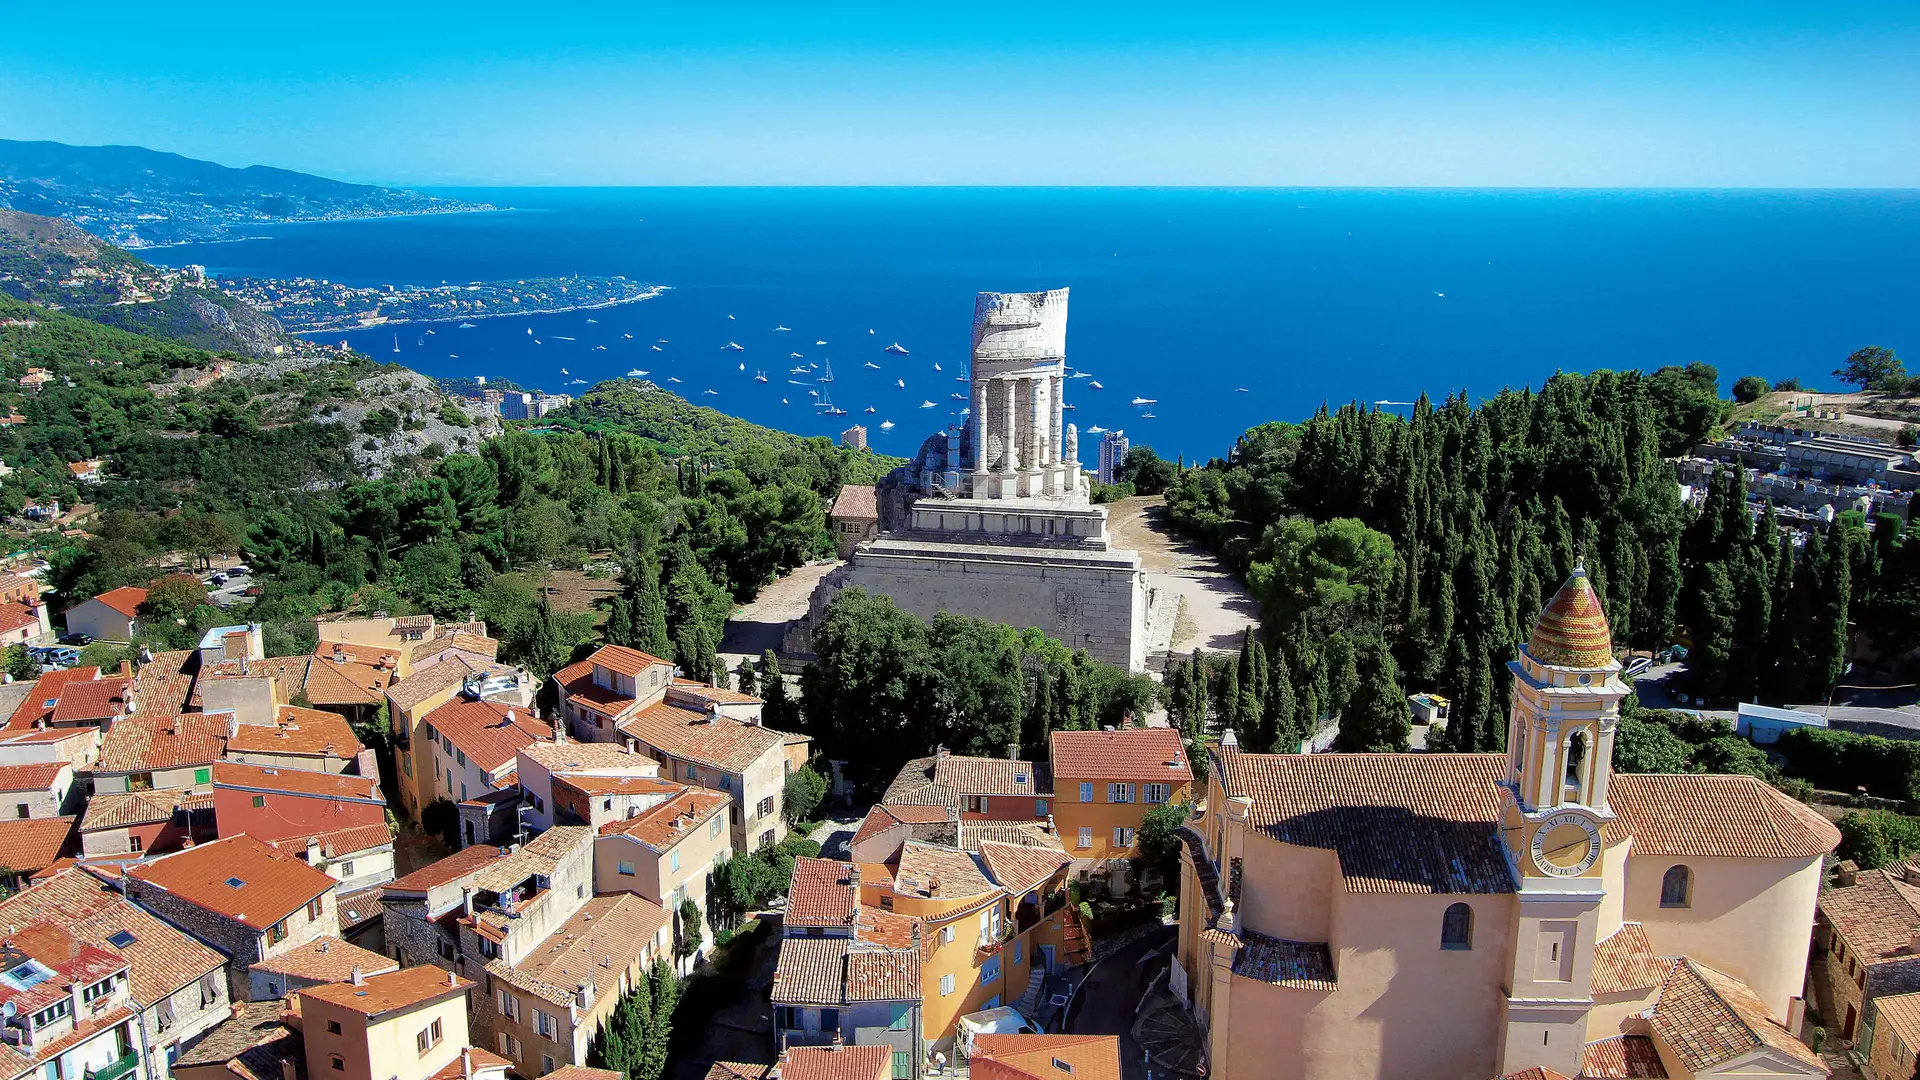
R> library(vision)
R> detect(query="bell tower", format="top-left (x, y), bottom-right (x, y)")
top-left (1495, 561), bottom-right (1629, 1077)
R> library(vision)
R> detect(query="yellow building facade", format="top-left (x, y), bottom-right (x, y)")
top-left (1049, 727), bottom-right (1194, 863)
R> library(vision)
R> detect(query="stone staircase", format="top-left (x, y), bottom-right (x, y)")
top-left (1058, 905), bottom-right (1093, 967)
top-left (1015, 974), bottom-right (1046, 1017)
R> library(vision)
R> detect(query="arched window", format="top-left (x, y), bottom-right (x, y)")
top-left (1441, 903), bottom-right (1473, 950)
top-left (1563, 730), bottom-right (1589, 803)
top-left (1661, 865), bottom-right (1692, 908)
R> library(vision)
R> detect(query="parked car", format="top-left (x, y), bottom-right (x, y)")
top-left (1623, 657), bottom-right (1652, 678)
top-left (242, 585), bottom-right (263, 597)
top-left (955, 1007), bottom-right (1041, 1059)
top-left (208, 573), bottom-right (229, 586)
top-left (227, 565), bottom-right (248, 576)
top-left (30, 646), bottom-right (80, 668)
top-left (57, 632), bottom-right (92, 646)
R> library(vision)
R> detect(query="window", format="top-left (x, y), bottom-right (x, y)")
top-left (1079, 782), bottom-right (1094, 802)
top-left (341, 861), bottom-right (355, 877)
top-left (758, 796), bottom-right (774, 818)
top-left (13, 804), bottom-right (25, 820)
top-left (1077, 827), bottom-right (1092, 850)
top-left (710, 817), bottom-right (722, 839)
top-left (1441, 903), bottom-right (1473, 950)
top-left (32, 1001), bottom-right (69, 1027)
top-left (1661, 865), bottom-right (1692, 908)
top-left (129, 835), bottom-right (142, 854)
top-left (266, 921), bottom-right (286, 946)
top-left (686, 764), bottom-right (700, 782)
top-left (199, 974), bottom-right (221, 1008)
top-left (500, 992), bottom-right (519, 1020)
top-left (966, 795), bottom-right (985, 814)
top-left (536, 1011), bottom-right (556, 1038)
top-left (308, 898), bottom-right (325, 921)
top-left (1108, 783), bottom-right (1134, 804)
top-left (542, 1057), bottom-right (554, 1076)
top-left (670, 850), bottom-right (681, 872)
top-left (893, 1050), bottom-right (911, 1079)
top-left (775, 1006), bottom-right (800, 1029)
top-left (760, 830), bottom-right (775, 849)
top-left (437, 938), bottom-right (456, 962)
top-left (417, 1019), bottom-right (443, 1055)
top-left (940, 925), bottom-right (954, 945)
top-left (193, 767), bottom-right (211, 785)
top-left (456, 749), bottom-right (467, 768)
top-left (498, 1034), bottom-right (520, 1058)
top-left (819, 1007), bottom-right (839, 1032)
top-left (720, 776), bottom-right (732, 791)
top-left (252, 795), bottom-right (266, 808)
top-left (618, 860), bottom-right (636, 876)
top-left (1113, 827), bottom-right (1136, 848)
top-left (940, 973), bottom-right (955, 996)
top-left (1034, 800), bottom-right (1048, 818)
top-left (886, 1003), bottom-right (911, 1031)
top-left (1012, 939), bottom-right (1022, 965)
top-left (326, 1020), bottom-right (343, 1035)
top-left (1145, 783), bottom-right (1170, 804)
top-left (81, 978), bottom-right (111, 1003)
top-left (330, 1057), bottom-right (345, 1073)
top-left (982, 954), bottom-right (1001, 984)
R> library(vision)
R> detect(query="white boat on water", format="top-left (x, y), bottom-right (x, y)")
top-left (1089, 381), bottom-right (1104, 390)
top-left (1131, 396), bottom-right (1156, 406)
top-left (459, 322), bottom-right (476, 329)
top-left (933, 362), bottom-right (942, 371)
top-left (704, 389), bottom-right (718, 396)
top-left (723, 342), bottom-right (745, 351)
top-left (657, 338), bottom-right (668, 343)
top-left (880, 420), bottom-right (895, 430)
top-left (885, 342), bottom-right (909, 355)
top-left (896, 379), bottom-right (906, 389)
top-left (1141, 412), bottom-right (1157, 418)
top-left (738, 362), bottom-right (746, 371)
top-left (623, 333), bottom-right (632, 339)
top-left (526, 328), bottom-right (533, 335)
top-left (950, 393), bottom-right (965, 401)
top-left (865, 406), bottom-right (876, 413)
top-left (392, 334), bottom-right (400, 353)
top-left (627, 369), bottom-right (648, 377)
top-left (668, 377), bottom-right (682, 383)
top-left (593, 345), bottom-right (607, 351)
top-left (569, 379), bottom-right (586, 385)
top-left (815, 339), bottom-right (827, 345)
top-left (652, 345), bottom-right (663, 351)
top-left (586, 318), bottom-right (597, 323)
top-left (1235, 387), bottom-right (1249, 392)
top-left (789, 380), bottom-right (810, 386)
top-left (754, 372), bottom-right (768, 383)
top-left (864, 361), bottom-right (881, 370)
top-left (791, 366), bottom-right (809, 375)
top-left (1087, 425), bottom-right (1107, 433)
top-left (554, 335), bottom-right (576, 341)
top-left (790, 352), bottom-right (805, 359)
top-left (782, 398), bottom-right (789, 404)
top-left (920, 400), bottom-right (935, 408)
top-left (560, 368), bottom-right (570, 375)
top-left (773, 325), bottom-right (792, 331)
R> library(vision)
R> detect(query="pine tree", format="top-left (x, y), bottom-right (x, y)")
top-left (1337, 637), bottom-right (1410, 752)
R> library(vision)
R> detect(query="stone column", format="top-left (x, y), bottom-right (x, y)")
top-left (1003, 377), bottom-right (1020, 474)
top-left (971, 380), bottom-right (988, 480)
top-left (1050, 373), bottom-right (1065, 465)
top-left (1028, 375), bottom-right (1045, 470)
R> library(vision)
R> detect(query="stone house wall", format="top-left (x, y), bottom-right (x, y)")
top-left (146, 969), bottom-right (232, 1076)
top-left (128, 880), bottom-right (338, 1001)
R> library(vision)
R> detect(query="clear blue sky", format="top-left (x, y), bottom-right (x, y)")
top-left (4, 1), bottom-right (1916, 187)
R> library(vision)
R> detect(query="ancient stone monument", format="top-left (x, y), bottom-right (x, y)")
top-left (791, 288), bottom-right (1152, 670)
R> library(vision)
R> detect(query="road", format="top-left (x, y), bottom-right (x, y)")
top-left (1105, 496), bottom-right (1259, 657)
top-left (1063, 927), bottom-right (1176, 1080)
top-left (1633, 661), bottom-right (1920, 737)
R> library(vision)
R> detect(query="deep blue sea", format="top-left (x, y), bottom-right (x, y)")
top-left (153, 188), bottom-right (1920, 461)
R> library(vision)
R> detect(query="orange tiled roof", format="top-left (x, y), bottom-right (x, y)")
top-left (892, 840), bottom-right (996, 900)
top-left (1872, 993), bottom-right (1920, 1059)
top-left (424, 698), bottom-right (551, 773)
top-left (48, 675), bottom-right (129, 723)
top-left (171, 1001), bottom-right (298, 1080)
top-left (1650, 958), bottom-right (1820, 1073)
top-left (771, 936), bottom-right (921, 1007)
top-left (80, 790), bottom-right (187, 831)
top-left (250, 936), bottom-right (396, 983)
top-left (883, 752), bottom-right (1052, 808)
top-left (0, 817), bottom-right (76, 873)
top-left (1606, 773), bottom-right (1840, 859)
top-left (852, 804), bottom-right (952, 848)
top-left (1591, 923), bottom-right (1665, 996)
top-left (426, 1049), bottom-right (512, 1080)
top-left (971, 1035), bottom-right (1121, 1080)
top-left (784, 857), bottom-right (857, 929)
top-left (976, 841), bottom-right (1071, 895)
top-left (95, 712), bottom-right (226, 772)
top-left (1219, 751), bottom-right (1513, 894)
top-left (587, 644), bottom-right (672, 678)
top-left (1050, 728), bottom-right (1192, 781)
top-left (0, 602), bottom-right (39, 637)
top-left (0, 869), bottom-right (225, 1006)
top-left (620, 702), bottom-right (784, 774)
top-left (1220, 929), bottom-right (1337, 990)
top-left (829, 485), bottom-right (878, 520)
top-left (1819, 868), bottom-right (1920, 964)
top-left (89, 587), bottom-right (147, 618)
top-left (225, 707), bottom-right (363, 759)
top-left (302, 656), bottom-right (392, 706)
top-left (596, 789), bottom-right (730, 852)
top-left (5, 667), bottom-right (99, 729)
top-left (542, 1068), bottom-right (623, 1080)
top-left (300, 965), bottom-right (471, 1016)
top-left (487, 893), bottom-right (668, 1008)
top-left (1581, 1034), bottom-right (1667, 1079)
top-left (704, 1065), bottom-right (773, 1080)
top-left (127, 833), bottom-right (334, 931)
top-left (1496, 1070), bottom-right (1574, 1080)
top-left (129, 650), bottom-right (196, 716)
top-left (384, 841), bottom-right (514, 892)
top-left (1526, 565), bottom-right (1614, 668)
top-left (778, 1045), bottom-right (890, 1080)
top-left (0, 762), bottom-right (68, 792)
top-left (213, 760), bottom-right (378, 801)
top-left (265, 823), bottom-right (395, 859)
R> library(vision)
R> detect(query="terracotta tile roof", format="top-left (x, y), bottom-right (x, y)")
top-left (556, 774), bottom-right (681, 800)
top-left (587, 644), bottom-right (671, 678)
top-left (384, 658), bottom-right (476, 712)
top-left (301, 965), bottom-right (472, 1016)
top-left (541, 1068), bottom-right (623, 1080)
top-left (0, 816), bottom-right (76, 872)
top-left (620, 702), bottom-right (784, 774)
top-left (892, 840), bottom-right (997, 900)
top-left (384, 842), bottom-right (514, 893)
top-left (1525, 565), bottom-right (1614, 668)
top-left (1050, 728), bottom-right (1193, 781)
top-left (1606, 774), bottom-right (1840, 860)
top-left (336, 886), bottom-right (383, 934)
top-left (778, 1045), bottom-right (890, 1080)
top-left (49, 675), bottom-right (130, 723)
top-left (853, 904), bottom-right (919, 949)
top-left (191, 656), bottom-right (313, 709)
top-left (703, 1065), bottom-right (773, 1080)
top-left (971, 1035), bottom-right (1122, 1080)
top-left (0, 762), bottom-right (68, 792)
top-left (265, 823), bottom-right (395, 859)
top-left (90, 586), bottom-right (146, 618)
top-left (1, 1004), bottom-right (135, 1072)
top-left (129, 650), bottom-right (196, 716)
top-left (128, 833), bottom-right (335, 930)
top-left (1219, 751), bottom-right (1514, 894)
top-left (785, 857), bottom-right (857, 928)
top-left (956, 821), bottom-right (1055, 852)
top-left (976, 841), bottom-right (1072, 895)
top-left (488, 893), bottom-right (668, 1007)
top-left (595, 789), bottom-right (730, 851)
top-left (0, 602), bottom-right (39, 637)
top-left (225, 707), bottom-right (362, 759)
top-left (250, 936), bottom-right (396, 983)
top-left (172, 1001), bottom-right (300, 1080)
top-left (1495, 1070), bottom-right (1573, 1080)
top-left (1650, 958), bottom-right (1821, 1073)
top-left (213, 761), bottom-right (379, 801)
top-left (0, 921), bottom-right (127, 1015)
top-left (425, 699), bottom-right (551, 773)
top-left (1819, 868), bottom-right (1920, 963)
top-left (668, 683), bottom-right (765, 709)
top-left (0, 868), bottom-right (224, 1005)
top-left (853, 804), bottom-right (952, 847)
top-left (1592, 923), bottom-right (1666, 995)
top-left (80, 789), bottom-right (186, 831)
top-left (313, 641), bottom-right (404, 668)
top-left (1219, 929), bottom-right (1337, 990)
top-left (6, 667), bottom-right (98, 729)
top-left (518, 739), bottom-right (658, 772)
top-left (1581, 1034), bottom-right (1668, 1078)
top-left (883, 752), bottom-right (1053, 811)
top-left (771, 936), bottom-right (921, 1006)
top-left (1873, 992), bottom-right (1920, 1058)
top-left (302, 656), bottom-right (393, 706)
top-left (95, 712), bottom-right (226, 772)
top-left (425, 1049), bottom-right (512, 1080)
top-left (830, 485), bottom-right (878, 520)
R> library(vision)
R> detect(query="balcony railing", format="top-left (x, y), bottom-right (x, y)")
top-left (85, 1051), bottom-right (138, 1080)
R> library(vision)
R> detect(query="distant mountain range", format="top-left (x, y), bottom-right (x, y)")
top-left (0, 208), bottom-right (294, 356)
top-left (0, 138), bottom-right (490, 247)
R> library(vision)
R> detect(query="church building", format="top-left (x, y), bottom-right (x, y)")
top-left (1175, 564), bottom-right (1839, 1080)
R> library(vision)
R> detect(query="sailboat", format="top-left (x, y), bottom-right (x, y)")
top-left (1089, 381), bottom-right (1104, 390)
top-left (864, 406), bottom-right (876, 413)
top-left (652, 345), bottom-right (663, 351)
top-left (586, 318), bottom-right (598, 324)
top-left (864, 361), bottom-right (882, 370)
top-left (885, 343), bottom-right (909, 356)
top-left (703, 389), bottom-right (719, 396)
top-left (773, 325), bottom-right (792, 331)
top-left (627, 369), bottom-right (649, 378)
top-left (754, 371), bottom-right (768, 383)
top-left (790, 352), bottom-right (805, 359)
top-left (920, 400), bottom-right (936, 408)
top-left (791, 366), bottom-right (810, 375)
top-left (815, 339), bottom-right (827, 346)
top-left (459, 321), bottom-right (477, 329)
top-left (934, 362), bottom-right (942, 371)
top-left (722, 342), bottom-right (745, 351)
top-left (880, 420), bottom-right (895, 430)
top-left (1131, 396), bottom-right (1157, 406)
top-left (820, 361), bottom-right (835, 383)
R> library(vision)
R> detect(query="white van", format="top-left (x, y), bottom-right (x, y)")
top-left (954, 1006), bottom-right (1040, 1059)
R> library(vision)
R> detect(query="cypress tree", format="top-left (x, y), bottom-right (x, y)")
top-left (635, 564), bottom-right (672, 659)
top-left (759, 650), bottom-right (791, 728)
top-left (1217, 660), bottom-right (1240, 739)
top-left (735, 657), bottom-right (757, 698)
top-left (1263, 651), bottom-right (1297, 754)
top-left (605, 595), bottom-right (635, 649)
top-left (1055, 662), bottom-right (1084, 732)
top-left (1809, 523), bottom-right (1853, 695)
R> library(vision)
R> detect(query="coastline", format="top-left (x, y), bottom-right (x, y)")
top-left (288, 284), bottom-right (671, 336)
top-left (131, 204), bottom-right (514, 251)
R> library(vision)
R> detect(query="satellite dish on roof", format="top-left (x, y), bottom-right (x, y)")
top-left (3, 1002), bottom-right (16, 1019)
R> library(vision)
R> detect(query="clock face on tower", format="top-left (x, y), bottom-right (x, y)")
top-left (1530, 811), bottom-right (1602, 876)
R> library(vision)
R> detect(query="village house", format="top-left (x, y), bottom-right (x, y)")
top-left (484, 893), bottom-right (671, 1077)
top-left (267, 824), bottom-right (400, 894)
top-left (190, 655), bottom-right (311, 727)
top-left (89, 712), bottom-right (227, 793)
top-left (170, 1000), bottom-right (302, 1080)
top-left (0, 869), bottom-right (232, 1074)
top-left (828, 485), bottom-right (881, 560)
top-left (12, 663), bottom-right (138, 733)
top-left (970, 1034), bottom-right (1122, 1080)
top-left (0, 816), bottom-right (79, 882)
top-left (0, 725), bottom-right (99, 771)
top-left (770, 872), bottom-right (923, 1074)
top-left (0, 920), bottom-right (146, 1080)
top-left (248, 936), bottom-right (397, 1001)
top-left (62, 587), bottom-right (147, 643)
top-left (512, 738), bottom-right (671, 832)
top-left (1814, 862), bottom-right (1920, 1046)
top-left (777, 1044), bottom-right (894, 1080)
top-left (211, 761), bottom-right (387, 842)
top-left (1175, 566), bottom-right (1835, 1080)
top-left (78, 787), bottom-right (214, 857)
top-left (1049, 727), bottom-right (1194, 869)
top-left (1860, 989), bottom-right (1920, 1080)
top-left (223, 705), bottom-right (366, 774)
top-left (295, 966), bottom-right (490, 1080)
top-left (883, 749), bottom-right (1053, 826)
top-left (66, 460), bottom-right (105, 484)
top-left (388, 658), bottom-right (534, 822)
top-left (124, 833), bottom-right (341, 1000)
top-left (593, 787), bottom-right (733, 956)
top-left (419, 699), bottom-right (550, 814)
top-left (0, 760), bottom-right (76, 818)
top-left (303, 641), bottom-right (401, 725)
top-left (0, 573), bottom-right (51, 647)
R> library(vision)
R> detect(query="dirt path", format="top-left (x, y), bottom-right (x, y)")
top-left (1106, 496), bottom-right (1259, 657)
top-left (719, 559), bottom-right (841, 668)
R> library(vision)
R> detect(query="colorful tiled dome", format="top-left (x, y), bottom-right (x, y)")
top-left (1527, 562), bottom-right (1614, 668)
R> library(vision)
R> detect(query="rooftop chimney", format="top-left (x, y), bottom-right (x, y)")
top-left (447, 969), bottom-right (458, 987)
top-left (1006, 741), bottom-right (1019, 761)
top-left (350, 967), bottom-right (364, 986)
top-left (927, 874), bottom-right (941, 896)
top-left (849, 864), bottom-right (861, 888)
top-left (461, 1048), bottom-right (472, 1080)
top-left (462, 887), bottom-right (475, 918)
top-left (1837, 860), bottom-right (1860, 887)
